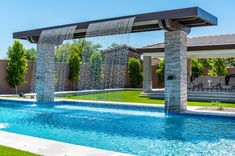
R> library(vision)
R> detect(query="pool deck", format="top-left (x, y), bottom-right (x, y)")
top-left (0, 131), bottom-right (133, 156)
top-left (0, 97), bottom-right (235, 155)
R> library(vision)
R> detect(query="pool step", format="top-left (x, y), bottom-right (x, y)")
top-left (141, 91), bottom-right (235, 102)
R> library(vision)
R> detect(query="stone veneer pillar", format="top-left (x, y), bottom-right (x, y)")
top-left (164, 30), bottom-right (187, 112)
top-left (36, 44), bottom-right (55, 103)
top-left (143, 56), bottom-right (152, 92)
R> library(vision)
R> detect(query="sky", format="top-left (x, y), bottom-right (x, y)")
top-left (0, 0), bottom-right (235, 59)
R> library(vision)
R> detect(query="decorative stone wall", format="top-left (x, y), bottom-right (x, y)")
top-left (36, 44), bottom-right (55, 103)
top-left (164, 30), bottom-right (187, 112)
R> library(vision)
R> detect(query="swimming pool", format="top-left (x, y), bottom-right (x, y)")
top-left (0, 99), bottom-right (234, 156)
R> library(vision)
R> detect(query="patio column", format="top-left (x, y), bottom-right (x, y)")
top-left (187, 59), bottom-right (192, 77)
top-left (143, 56), bottom-right (152, 92)
top-left (164, 30), bottom-right (187, 112)
top-left (36, 44), bottom-right (55, 103)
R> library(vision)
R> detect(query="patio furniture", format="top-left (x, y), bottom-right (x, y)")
top-left (188, 76), bottom-right (203, 91)
top-left (201, 76), bottom-right (221, 92)
top-left (219, 77), bottom-right (235, 92)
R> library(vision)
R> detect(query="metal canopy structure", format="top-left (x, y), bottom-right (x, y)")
top-left (13, 7), bottom-right (217, 43)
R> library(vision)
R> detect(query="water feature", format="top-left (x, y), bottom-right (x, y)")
top-left (165, 75), bottom-right (175, 115)
top-left (34, 26), bottom-right (76, 103)
top-left (78, 17), bottom-right (135, 100)
top-left (165, 80), bottom-right (172, 115)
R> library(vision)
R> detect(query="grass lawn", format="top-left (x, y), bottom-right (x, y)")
top-left (0, 145), bottom-right (38, 156)
top-left (62, 90), bottom-right (235, 108)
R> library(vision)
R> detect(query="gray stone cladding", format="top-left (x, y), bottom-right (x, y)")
top-left (164, 30), bottom-right (187, 112)
top-left (36, 44), bottom-right (55, 103)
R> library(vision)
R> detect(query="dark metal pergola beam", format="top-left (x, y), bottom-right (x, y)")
top-left (13, 7), bottom-right (217, 43)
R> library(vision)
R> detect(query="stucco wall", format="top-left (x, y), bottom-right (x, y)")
top-left (0, 60), bottom-right (34, 94)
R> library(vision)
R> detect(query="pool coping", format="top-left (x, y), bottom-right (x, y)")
top-left (60, 99), bottom-right (235, 118)
top-left (0, 131), bottom-right (133, 156)
top-left (0, 97), bottom-right (235, 118)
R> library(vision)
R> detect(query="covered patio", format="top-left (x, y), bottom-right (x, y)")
top-left (138, 33), bottom-right (235, 102)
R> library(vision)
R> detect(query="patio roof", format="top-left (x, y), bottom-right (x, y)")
top-left (13, 7), bottom-right (217, 43)
top-left (138, 34), bottom-right (235, 58)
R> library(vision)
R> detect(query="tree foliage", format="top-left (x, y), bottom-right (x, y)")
top-left (156, 60), bottom-right (165, 84)
top-left (109, 42), bottom-right (124, 48)
top-left (80, 39), bottom-right (101, 63)
top-left (25, 48), bottom-right (36, 61)
top-left (192, 59), bottom-right (203, 79)
top-left (128, 58), bottom-right (143, 88)
top-left (55, 43), bottom-right (71, 62)
top-left (90, 51), bottom-right (102, 87)
top-left (68, 48), bottom-right (81, 90)
top-left (198, 58), bottom-right (211, 68)
top-left (225, 58), bottom-right (235, 67)
top-left (7, 40), bottom-right (27, 93)
top-left (54, 39), bottom-right (101, 63)
top-left (208, 58), bottom-right (227, 76)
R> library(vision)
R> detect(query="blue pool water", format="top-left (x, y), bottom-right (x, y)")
top-left (0, 100), bottom-right (235, 156)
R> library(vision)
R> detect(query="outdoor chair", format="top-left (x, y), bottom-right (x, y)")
top-left (188, 76), bottom-right (203, 91)
top-left (219, 77), bottom-right (235, 92)
top-left (201, 76), bottom-right (221, 92)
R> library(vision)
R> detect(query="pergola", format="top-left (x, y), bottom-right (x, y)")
top-left (13, 7), bottom-right (216, 43)
top-left (13, 7), bottom-right (217, 112)
top-left (137, 34), bottom-right (235, 97)
top-left (138, 34), bottom-right (235, 58)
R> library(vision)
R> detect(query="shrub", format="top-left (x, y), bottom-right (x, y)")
top-left (156, 60), bottom-right (165, 85)
top-left (7, 40), bottom-right (27, 94)
top-left (192, 59), bottom-right (203, 79)
top-left (68, 50), bottom-right (81, 90)
top-left (208, 58), bottom-right (227, 76)
top-left (128, 58), bottom-right (143, 88)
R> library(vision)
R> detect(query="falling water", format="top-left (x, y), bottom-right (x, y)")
top-left (32, 26), bottom-right (76, 103)
top-left (78, 17), bottom-right (135, 100)
top-left (165, 81), bottom-right (173, 116)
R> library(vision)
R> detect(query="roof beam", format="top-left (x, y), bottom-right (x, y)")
top-left (13, 7), bottom-right (217, 43)
top-left (143, 49), bottom-right (235, 59)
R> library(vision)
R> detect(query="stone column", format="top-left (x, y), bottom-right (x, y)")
top-left (187, 59), bottom-right (192, 77)
top-left (164, 30), bottom-right (187, 112)
top-left (36, 44), bottom-right (55, 103)
top-left (143, 56), bottom-right (152, 92)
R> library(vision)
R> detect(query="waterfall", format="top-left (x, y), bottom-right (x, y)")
top-left (33, 26), bottom-right (76, 103)
top-left (165, 81), bottom-right (172, 116)
top-left (78, 17), bottom-right (135, 98)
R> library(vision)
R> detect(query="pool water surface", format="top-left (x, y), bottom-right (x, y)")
top-left (0, 100), bottom-right (234, 156)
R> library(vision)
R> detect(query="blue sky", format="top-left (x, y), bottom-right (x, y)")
top-left (0, 0), bottom-right (235, 58)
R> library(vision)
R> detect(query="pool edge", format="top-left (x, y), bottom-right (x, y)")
top-left (0, 97), bottom-right (235, 118)
top-left (0, 130), bottom-right (133, 156)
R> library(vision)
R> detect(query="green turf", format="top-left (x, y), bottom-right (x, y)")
top-left (0, 145), bottom-right (38, 156)
top-left (62, 90), bottom-right (235, 108)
